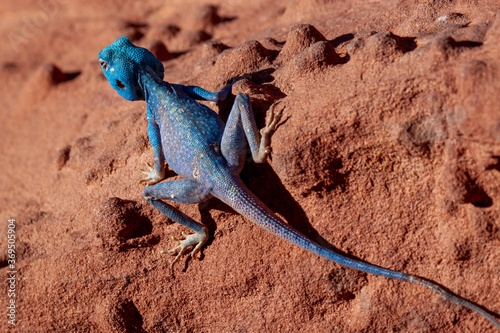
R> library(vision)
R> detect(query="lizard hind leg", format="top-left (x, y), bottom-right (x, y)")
top-left (142, 179), bottom-right (211, 269)
top-left (221, 93), bottom-right (282, 171)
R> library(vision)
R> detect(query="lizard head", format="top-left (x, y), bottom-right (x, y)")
top-left (98, 37), bottom-right (164, 101)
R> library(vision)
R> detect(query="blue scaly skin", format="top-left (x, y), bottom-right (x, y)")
top-left (98, 37), bottom-right (499, 329)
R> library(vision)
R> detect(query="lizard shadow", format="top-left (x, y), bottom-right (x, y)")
top-left (195, 160), bottom-right (330, 255)
top-left (195, 160), bottom-right (380, 267)
top-left (240, 162), bottom-right (365, 264)
top-left (241, 162), bottom-right (320, 239)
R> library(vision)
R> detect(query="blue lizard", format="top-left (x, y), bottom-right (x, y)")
top-left (98, 37), bottom-right (500, 329)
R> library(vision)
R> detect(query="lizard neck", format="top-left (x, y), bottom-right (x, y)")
top-left (138, 67), bottom-right (176, 122)
top-left (137, 67), bottom-right (173, 103)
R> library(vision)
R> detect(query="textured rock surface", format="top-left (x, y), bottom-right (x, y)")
top-left (0, 0), bottom-right (499, 332)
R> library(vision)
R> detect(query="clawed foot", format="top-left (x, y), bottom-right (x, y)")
top-left (254, 103), bottom-right (283, 163)
top-left (261, 103), bottom-right (283, 136)
top-left (138, 162), bottom-right (165, 185)
top-left (162, 228), bottom-right (208, 270)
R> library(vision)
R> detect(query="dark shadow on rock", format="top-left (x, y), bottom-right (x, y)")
top-left (486, 156), bottom-right (500, 172)
top-left (330, 33), bottom-right (355, 47)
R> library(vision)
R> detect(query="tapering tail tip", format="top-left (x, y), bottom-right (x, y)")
top-left (409, 276), bottom-right (500, 330)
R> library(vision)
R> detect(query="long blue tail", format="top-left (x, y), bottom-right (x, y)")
top-left (217, 176), bottom-right (500, 329)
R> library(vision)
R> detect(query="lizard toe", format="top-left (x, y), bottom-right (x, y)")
top-left (162, 230), bottom-right (208, 270)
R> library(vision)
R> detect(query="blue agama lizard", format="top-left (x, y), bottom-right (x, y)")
top-left (98, 37), bottom-right (500, 329)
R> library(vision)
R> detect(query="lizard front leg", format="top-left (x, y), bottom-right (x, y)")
top-left (143, 179), bottom-right (212, 269)
top-left (175, 74), bottom-right (248, 102)
top-left (139, 116), bottom-right (165, 185)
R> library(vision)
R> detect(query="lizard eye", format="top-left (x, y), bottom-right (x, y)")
top-left (99, 59), bottom-right (109, 71)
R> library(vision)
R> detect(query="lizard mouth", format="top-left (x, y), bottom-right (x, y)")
top-left (116, 79), bottom-right (126, 89)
